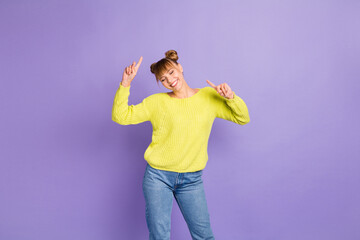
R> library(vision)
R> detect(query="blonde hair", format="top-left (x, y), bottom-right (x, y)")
top-left (150, 50), bottom-right (180, 84)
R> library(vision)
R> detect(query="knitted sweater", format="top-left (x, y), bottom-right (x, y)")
top-left (112, 84), bottom-right (250, 172)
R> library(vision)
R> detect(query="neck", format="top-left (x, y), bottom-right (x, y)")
top-left (171, 82), bottom-right (197, 99)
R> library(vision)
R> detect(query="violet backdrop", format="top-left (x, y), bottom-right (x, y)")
top-left (0, 0), bottom-right (359, 239)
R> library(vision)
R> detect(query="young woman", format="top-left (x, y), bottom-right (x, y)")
top-left (112, 50), bottom-right (250, 240)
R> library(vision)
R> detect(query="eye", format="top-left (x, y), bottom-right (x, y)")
top-left (170, 71), bottom-right (174, 75)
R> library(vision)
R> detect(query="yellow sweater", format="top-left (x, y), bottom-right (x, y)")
top-left (112, 84), bottom-right (250, 172)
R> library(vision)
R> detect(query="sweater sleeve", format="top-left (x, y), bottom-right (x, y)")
top-left (112, 84), bottom-right (151, 125)
top-left (212, 88), bottom-right (250, 125)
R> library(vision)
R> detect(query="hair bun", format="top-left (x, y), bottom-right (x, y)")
top-left (165, 50), bottom-right (178, 62)
top-left (150, 63), bottom-right (157, 74)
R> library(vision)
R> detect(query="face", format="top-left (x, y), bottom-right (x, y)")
top-left (158, 63), bottom-right (184, 91)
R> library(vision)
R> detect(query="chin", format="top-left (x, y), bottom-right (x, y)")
top-left (173, 80), bottom-right (182, 90)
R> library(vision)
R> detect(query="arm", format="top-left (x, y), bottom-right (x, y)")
top-left (112, 83), bottom-right (150, 125)
top-left (205, 80), bottom-right (250, 125)
top-left (215, 90), bottom-right (250, 125)
top-left (112, 56), bottom-right (150, 125)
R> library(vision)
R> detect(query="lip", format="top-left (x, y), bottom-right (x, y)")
top-left (170, 79), bottom-right (178, 87)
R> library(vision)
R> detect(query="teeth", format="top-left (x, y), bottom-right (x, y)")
top-left (171, 80), bottom-right (178, 87)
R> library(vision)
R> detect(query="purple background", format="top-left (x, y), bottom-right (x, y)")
top-left (1, 0), bottom-right (359, 239)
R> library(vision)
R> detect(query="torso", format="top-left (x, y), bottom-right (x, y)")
top-left (167, 88), bottom-right (200, 99)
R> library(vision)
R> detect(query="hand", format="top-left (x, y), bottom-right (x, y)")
top-left (206, 80), bottom-right (234, 99)
top-left (121, 56), bottom-right (143, 87)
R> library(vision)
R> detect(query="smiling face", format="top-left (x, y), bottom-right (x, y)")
top-left (158, 62), bottom-right (184, 91)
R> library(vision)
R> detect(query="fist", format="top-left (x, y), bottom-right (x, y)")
top-left (206, 80), bottom-right (234, 99)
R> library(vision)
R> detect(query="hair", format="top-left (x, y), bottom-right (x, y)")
top-left (150, 50), bottom-right (180, 84)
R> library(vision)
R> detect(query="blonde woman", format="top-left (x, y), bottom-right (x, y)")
top-left (112, 50), bottom-right (250, 239)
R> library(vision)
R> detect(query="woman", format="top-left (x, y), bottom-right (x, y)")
top-left (112, 50), bottom-right (250, 240)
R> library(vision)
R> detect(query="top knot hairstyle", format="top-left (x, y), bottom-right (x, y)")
top-left (150, 50), bottom-right (180, 84)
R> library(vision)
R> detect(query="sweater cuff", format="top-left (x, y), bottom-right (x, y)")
top-left (225, 91), bottom-right (238, 102)
top-left (119, 83), bottom-right (131, 92)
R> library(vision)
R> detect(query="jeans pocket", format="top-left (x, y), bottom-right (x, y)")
top-left (184, 171), bottom-right (203, 185)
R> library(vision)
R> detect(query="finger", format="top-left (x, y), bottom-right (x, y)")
top-left (216, 86), bottom-right (223, 95)
top-left (135, 56), bottom-right (143, 71)
top-left (223, 84), bottom-right (228, 94)
top-left (222, 85), bottom-right (228, 97)
top-left (206, 80), bottom-right (217, 88)
top-left (221, 87), bottom-right (226, 95)
top-left (131, 62), bottom-right (135, 73)
top-left (225, 83), bottom-right (231, 92)
top-left (224, 84), bottom-right (233, 97)
top-left (220, 84), bottom-right (225, 94)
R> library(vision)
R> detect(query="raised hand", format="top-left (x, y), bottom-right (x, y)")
top-left (121, 56), bottom-right (143, 87)
top-left (206, 80), bottom-right (234, 99)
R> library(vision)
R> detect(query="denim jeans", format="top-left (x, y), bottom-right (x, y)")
top-left (142, 163), bottom-right (215, 240)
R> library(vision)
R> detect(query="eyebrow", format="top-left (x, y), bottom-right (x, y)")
top-left (160, 69), bottom-right (173, 79)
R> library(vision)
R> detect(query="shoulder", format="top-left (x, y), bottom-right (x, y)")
top-left (201, 86), bottom-right (213, 91)
top-left (198, 86), bottom-right (215, 96)
top-left (201, 86), bottom-right (222, 100)
top-left (201, 86), bottom-right (217, 94)
top-left (143, 92), bottom-right (167, 104)
top-left (144, 92), bottom-right (162, 99)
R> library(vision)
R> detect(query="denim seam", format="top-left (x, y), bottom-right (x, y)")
top-left (180, 173), bottom-right (184, 185)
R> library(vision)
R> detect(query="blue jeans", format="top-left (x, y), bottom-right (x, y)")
top-left (142, 163), bottom-right (215, 240)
